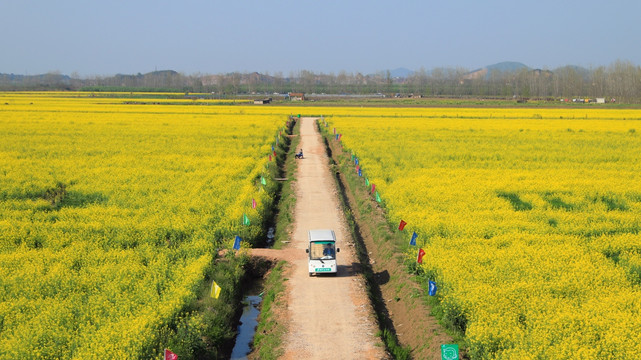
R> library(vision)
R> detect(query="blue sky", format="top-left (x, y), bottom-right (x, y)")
top-left (1, 0), bottom-right (639, 76)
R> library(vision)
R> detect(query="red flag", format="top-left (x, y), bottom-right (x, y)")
top-left (273, 150), bottom-right (277, 157)
top-left (269, 154), bottom-right (272, 161)
top-left (252, 198), bottom-right (256, 209)
top-left (164, 349), bottom-right (178, 360)
top-left (398, 220), bottom-right (407, 231)
top-left (417, 248), bottom-right (426, 264)
top-left (371, 184), bottom-right (376, 194)
top-left (338, 134), bottom-right (342, 141)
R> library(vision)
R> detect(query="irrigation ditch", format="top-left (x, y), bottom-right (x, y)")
top-left (222, 114), bottom-right (460, 360)
top-left (317, 119), bottom-right (464, 359)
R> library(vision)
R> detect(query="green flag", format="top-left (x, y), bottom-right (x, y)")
top-left (375, 191), bottom-right (382, 203)
top-left (243, 214), bottom-right (251, 225)
top-left (260, 176), bottom-right (267, 185)
top-left (441, 344), bottom-right (459, 360)
top-left (365, 178), bottom-right (370, 186)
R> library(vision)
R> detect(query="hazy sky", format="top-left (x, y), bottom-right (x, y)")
top-left (2, 0), bottom-right (640, 76)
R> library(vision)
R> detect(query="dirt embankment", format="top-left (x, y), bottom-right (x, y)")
top-left (250, 117), bottom-right (454, 359)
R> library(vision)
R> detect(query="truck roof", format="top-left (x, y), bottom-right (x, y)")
top-left (308, 229), bottom-right (336, 242)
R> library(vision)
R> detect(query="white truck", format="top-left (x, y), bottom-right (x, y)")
top-left (306, 229), bottom-right (340, 276)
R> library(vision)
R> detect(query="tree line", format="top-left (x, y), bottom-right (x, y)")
top-left (1, 60), bottom-right (640, 102)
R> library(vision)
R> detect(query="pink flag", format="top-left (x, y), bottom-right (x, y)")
top-left (371, 184), bottom-right (376, 194)
top-left (333, 127), bottom-right (336, 134)
top-left (164, 349), bottom-right (178, 360)
top-left (269, 154), bottom-right (272, 161)
top-left (398, 220), bottom-right (407, 231)
top-left (417, 248), bottom-right (426, 264)
top-left (252, 198), bottom-right (256, 209)
top-left (338, 134), bottom-right (342, 141)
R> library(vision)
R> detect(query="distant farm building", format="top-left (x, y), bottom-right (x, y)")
top-left (253, 98), bottom-right (272, 104)
top-left (287, 92), bottom-right (305, 101)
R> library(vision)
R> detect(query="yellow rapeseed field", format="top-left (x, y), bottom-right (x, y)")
top-left (326, 107), bottom-right (641, 359)
top-left (0, 92), bottom-right (286, 358)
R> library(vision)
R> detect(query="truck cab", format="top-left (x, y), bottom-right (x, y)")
top-left (306, 229), bottom-right (340, 276)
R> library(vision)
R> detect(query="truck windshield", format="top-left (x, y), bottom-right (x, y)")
top-left (310, 241), bottom-right (335, 260)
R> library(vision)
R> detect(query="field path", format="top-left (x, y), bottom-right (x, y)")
top-left (279, 118), bottom-right (388, 360)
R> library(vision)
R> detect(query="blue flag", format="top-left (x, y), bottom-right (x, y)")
top-left (358, 168), bottom-right (362, 177)
top-left (355, 158), bottom-right (359, 165)
top-left (271, 145), bottom-right (274, 152)
top-left (409, 232), bottom-right (418, 246)
top-left (428, 281), bottom-right (437, 296)
top-left (233, 235), bottom-right (241, 250)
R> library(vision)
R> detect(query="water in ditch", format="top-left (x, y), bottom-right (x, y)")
top-left (229, 294), bottom-right (263, 359)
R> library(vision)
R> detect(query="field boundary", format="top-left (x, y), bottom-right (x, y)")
top-left (319, 120), bottom-right (463, 359)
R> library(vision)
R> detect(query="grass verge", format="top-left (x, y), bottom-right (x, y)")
top-left (248, 117), bottom-right (300, 357)
top-left (272, 117), bottom-right (301, 249)
top-left (318, 121), bottom-right (411, 359)
top-left (249, 261), bottom-right (288, 359)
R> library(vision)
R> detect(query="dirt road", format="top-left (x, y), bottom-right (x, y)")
top-left (279, 118), bottom-right (388, 360)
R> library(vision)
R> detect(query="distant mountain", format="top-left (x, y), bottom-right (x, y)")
top-left (486, 61), bottom-right (530, 73)
top-left (388, 67), bottom-right (414, 78)
top-left (552, 65), bottom-right (591, 80)
top-left (0, 72), bottom-right (71, 83)
top-left (464, 61), bottom-right (531, 80)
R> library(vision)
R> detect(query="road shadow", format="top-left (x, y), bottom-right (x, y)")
top-left (374, 269), bottom-right (390, 285)
top-left (311, 262), bottom-right (361, 278)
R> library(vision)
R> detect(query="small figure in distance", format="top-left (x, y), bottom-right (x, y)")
top-left (295, 149), bottom-right (304, 159)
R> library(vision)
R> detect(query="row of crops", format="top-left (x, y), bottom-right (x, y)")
top-left (325, 107), bottom-right (641, 359)
top-left (0, 93), bottom-right (290, 358)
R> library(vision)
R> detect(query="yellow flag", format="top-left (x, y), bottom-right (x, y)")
top-left (211, 280), bottom-right (221, 299)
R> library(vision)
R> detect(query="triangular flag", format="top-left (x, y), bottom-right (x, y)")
top-left (365, 178), bottom-right (370, 186)
top-left (211, 280), bottom-right (222, 299)
top-left (375, 191), bottom-right (382, 203)
top-left (243, 214), bottom-right (250, 226)
top-left (271, 145), bottom-right (274, 152)
top-left (334, 127), bottom-right (336, 134)
top-left (252, 198), bottom-right (257, 209)
top-left (164, 349), bottom-right (178, 360)
top-left (335, 133), bottom-right (339, 140)
top-left (338, 134), bottom-right (342, 141)
top-left (269, 154), bottom-right (272, 161)
top-left (398, 220), bottom-right (407, 231)
top-left (409, 232), bottom-right (418, 246)
top-left (417, 248), bottom-right (426, 264)
top-left (233, 235), bottom-right (242, 250)
top-left (260, 176), bottom-right (267, 185)
top-left (428, 280), bottom-right (437, 296)
top-left (358, 168), bottom-right (362, 177)
top-left (371, 183), bottom-right (376, 194)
